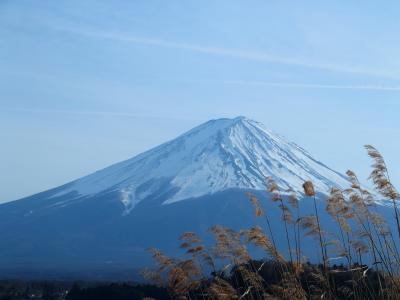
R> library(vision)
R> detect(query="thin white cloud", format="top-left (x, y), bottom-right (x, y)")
top-left (59, 26), bottom-right (400, 79)
top-left (223, 80), bottom-right (400, 91)
top-left (1, 107), bottom-right (197, 121)
top-left (2, 107), bottom-right (143, 117)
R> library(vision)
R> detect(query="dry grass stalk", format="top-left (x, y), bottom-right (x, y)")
top-left (148, 248), bottom-right (174, 272)
top-left (287, 187), bottom-right (302, 266)
top-left (267, 177), bottom-right (294, 264)
top-left (365, 145), bottom-right (399, 200)
top-left (365, 145), bottom-right (400, 240)
top-left (302, 180), bottom-right (328, 271)
top-left (248, 191), bottom-right (279, 257)
top-left (298, 216), bottom-right (319, 237)
top-left (326, 187), bottom-right (354, 266)
top-left (267, 177), bottom-right (281, 202)
top-left (236, 265), bottom-right (264, 291)
top-left (302, 181), bottom-right (315, 197)
top-left (167, 264), bottom-right (199, 297)
top-left (145, 248), bottom-right (202, 298)
top-left (180, 231), bottom-right (216, 273)
top-left (247, 192), bottom-right (264, 217)
top-left (287, 187), bottom-right (299, 209)
top-left (209, 226), bottom-right (251, 264)
top-left (208, 277), bottom-right (238, 299)
top-left (270, 274), bottom-right (307, 300)
top-left (344, 170), bottom-right (399, 278)
top-left (241, 226), bottom-right (284, 261)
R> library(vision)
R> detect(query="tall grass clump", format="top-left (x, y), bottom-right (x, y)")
top-left (142, 146), bottom-right (400, 299)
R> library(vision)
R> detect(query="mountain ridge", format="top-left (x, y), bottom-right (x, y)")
top-left (6, 117), bottom-right (348, 214)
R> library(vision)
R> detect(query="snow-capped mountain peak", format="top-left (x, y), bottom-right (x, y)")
top-left (52, 117), bottom-right (348, 210)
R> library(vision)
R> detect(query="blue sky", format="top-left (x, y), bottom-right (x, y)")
top-left (1, 1), bottom-right (400, 202)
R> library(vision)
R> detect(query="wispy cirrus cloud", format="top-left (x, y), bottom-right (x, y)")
top-left (2, 107), bottom-right (143, 117)
top-left (0, 107), bottom-right (197, 121)
top-left (223, 80), bottom-right (400, 91)
top-left (57, 26), bottom-right (400, 80)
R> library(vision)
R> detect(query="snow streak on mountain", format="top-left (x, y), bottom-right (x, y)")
top-left (50, 116), bottom-right (348, 212)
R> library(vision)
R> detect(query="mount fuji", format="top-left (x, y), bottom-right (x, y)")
top-left (36, 116), bottom-right (348, 209)
top-left (0, 117), bottom-right (355, 279)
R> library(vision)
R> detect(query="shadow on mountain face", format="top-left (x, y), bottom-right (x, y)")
top-left (0, 187), bottom-right (395, 280)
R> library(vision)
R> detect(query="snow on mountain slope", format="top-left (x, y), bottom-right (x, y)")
top-left (51, 116), bottom-right (349, 210)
